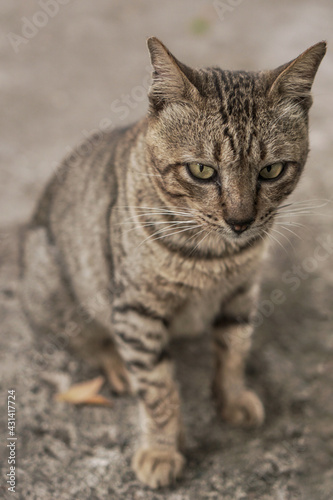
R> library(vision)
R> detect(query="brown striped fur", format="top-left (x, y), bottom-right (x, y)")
top-left (20, 38), bottom-right (326, 488)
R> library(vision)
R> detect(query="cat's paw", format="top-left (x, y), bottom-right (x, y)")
top-left (220, 390), bottom-right (265, 427)
top-left (132, 447), bottom-right (185, 489)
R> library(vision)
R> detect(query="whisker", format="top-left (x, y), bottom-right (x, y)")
top-left (277, 198), bottom-right (331, 211)
top-left (277, 207), bottom-right (328, 215)
top-left (119, 212), bottom-right (196, 223)
top-left (136, 224), bottom-right (201, 248)
top-left (180, 228), bottom-right (208, 254)
top-left (149, 225), bottom-right (202, 243)
top-left (274, 221), bottom-right (310, 236)
top-left (189, 229), bottom-right (212, 256)
top-left (121, 220), bottom-right (197, 235)
top-left (258, 232), bottom-right (266, 244)
top-left (270, 227), bottom-right (295, 250)
top-left (275, 212), bottom-right (331, 219)
top-left (277, 224), bottom-right (304, 242)
top-left (116, 206), bottom-right (200, 222)
top-left (275, 221), bottom-right (307, 228)
top-left (188, 227), bottom-right (207, 242)
top-left (149, 223), bottom-right (196, 238)
top-left (117, 205), bottom-right (200, 214)
top-left (263, 229), bottom-right (289, 256)
top-left (138, 223), bottom-right (184, 243)
top-left (277, 202), bottom-right (294, 210)
top-left (118, 219), bottom-right (197, 227)
top-left (276, 209), bottom-right (318, 216)
top-left (275, 200), bottom-right (331, 217)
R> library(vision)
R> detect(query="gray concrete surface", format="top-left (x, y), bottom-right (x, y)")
top-left (0, 1), bottom-right (333, 499)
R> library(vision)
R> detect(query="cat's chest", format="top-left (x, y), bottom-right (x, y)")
top-left (161, 257), bottom-right (253, 338)
top-left (119, 239), bottom-right (261, 306)
top-left (142, 239), bottom-right (261, 289)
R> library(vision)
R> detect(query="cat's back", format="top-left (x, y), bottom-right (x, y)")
top-left (29, 123), bottom-right (141, 316)
top-left (34, 125), bottom-right (133, 231)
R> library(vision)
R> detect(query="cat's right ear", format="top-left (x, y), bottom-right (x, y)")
top-left (147, 37), bottom-right (201, 112)
top-left (268, 41), bottom-right (327, 110)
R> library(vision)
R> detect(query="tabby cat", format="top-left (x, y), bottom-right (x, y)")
top-left (21, 37), bottom-right (326, 488)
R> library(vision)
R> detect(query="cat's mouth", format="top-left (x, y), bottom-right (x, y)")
top-left (222, 219), bottom-right (276, 247)
top-left (199, 211), bottom-right (278, 248)
top-left (196, 214), bottom-right (264, 244)
top-left (223, 225), bottom-right (260, 243)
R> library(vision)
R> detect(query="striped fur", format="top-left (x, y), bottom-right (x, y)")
top-left (20, 38), bottom-right (326, 488)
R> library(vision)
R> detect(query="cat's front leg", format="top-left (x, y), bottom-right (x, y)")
top-left (112, 302), bottom-right (185, 489)
top-left (212, 284), bottom-right (265, 427)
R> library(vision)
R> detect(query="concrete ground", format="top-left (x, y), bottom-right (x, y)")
top-left (0, 1), bottom-right (333, 499)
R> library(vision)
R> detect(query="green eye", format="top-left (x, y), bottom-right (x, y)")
top-left (259, 162), bottom-right (284, 180)
top-left (187, 162), bottom-right (216, 180)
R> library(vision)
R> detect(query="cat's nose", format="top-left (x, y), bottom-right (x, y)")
top-left (225, 217), bottom-right (254, 234)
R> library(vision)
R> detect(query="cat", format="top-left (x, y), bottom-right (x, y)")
top-left (20, 37), bottom-right (326, 488)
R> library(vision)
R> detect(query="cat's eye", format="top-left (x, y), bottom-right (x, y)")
top-left (259, 162), bottom-right (284, 180)
top-left (187, 162), bottom-right (216, 180)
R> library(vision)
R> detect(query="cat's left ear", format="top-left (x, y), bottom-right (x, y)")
top-left (268, 41), bottom-right (327, 109)
top-left (147, 37), bottom-right (202, 112)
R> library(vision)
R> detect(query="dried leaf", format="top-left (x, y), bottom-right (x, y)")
top-left (82, 394), bottom-right (113, 407)
top-left (55, 376), bottom-right (109, 405)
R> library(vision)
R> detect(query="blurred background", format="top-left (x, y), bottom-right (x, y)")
top-left (0, 1), bottom-right (332, 499)
top-left (1, 0), bottom-right (332, 226)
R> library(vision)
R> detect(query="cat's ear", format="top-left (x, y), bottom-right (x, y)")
top-left (268, 41), bottom-right (326, 109)
top-left (147, 37), bottom-right (201, 111)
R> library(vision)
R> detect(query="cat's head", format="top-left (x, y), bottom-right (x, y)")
top-left (144, 37), bottom-right (326, 247)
